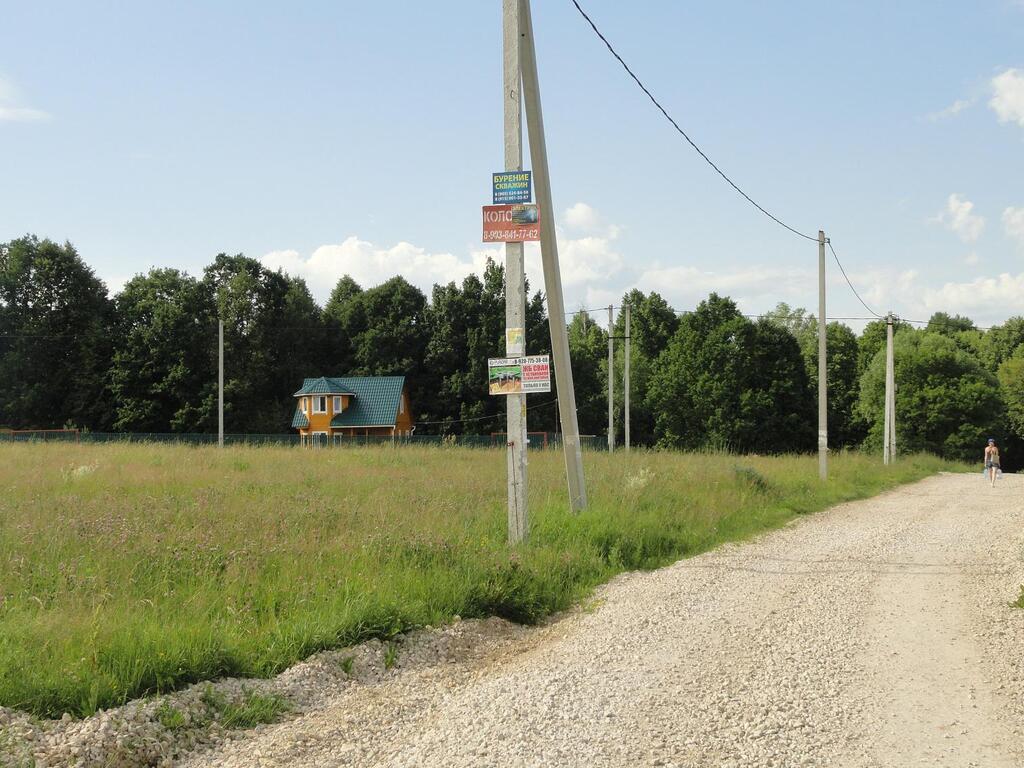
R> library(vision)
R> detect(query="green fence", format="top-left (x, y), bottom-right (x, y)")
top-left (0, 431), bottom-right (606, 451)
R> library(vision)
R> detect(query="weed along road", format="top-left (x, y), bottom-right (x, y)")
top-left (180, 472), bottom-right (1024, 768)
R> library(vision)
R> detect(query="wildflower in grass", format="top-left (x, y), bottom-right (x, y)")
top-left (626, 467), bottom-right (654, 490)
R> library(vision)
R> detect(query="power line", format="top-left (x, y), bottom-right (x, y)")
top-left (825, 240), bottom-right (883, 319)
top-left (900, 317), bottom-right (997, 332)
top-left (568, 0), bottom-right (818, 243)
top-left (565, 305), bottom-right (619, 316)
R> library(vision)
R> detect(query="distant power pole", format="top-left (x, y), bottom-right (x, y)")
top-left (883, 312), bottom-right (895, 465)
top-left (817, 231), bottom-right (828, 481)
top-left (503, 0), bottom-right (528, 543)
top-left (607, 305), bottom-right (614, 452)
top-left (519, 0), bottom-right (587, 511)
top-left (218, 319), bottom-right (224, 448)
top-left (624, 303), bottom-right (631, 452)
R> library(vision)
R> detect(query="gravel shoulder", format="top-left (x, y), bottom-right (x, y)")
top-left (177, 472), bottom-right (1024, 768)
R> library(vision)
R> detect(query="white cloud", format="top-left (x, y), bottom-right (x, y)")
top-left (631, 264), bottom-right (815, 315)
top-left (964, 251), bottom-right (980, 266)
top-left (926, 98), bottom-right (973, 121)
top-left (564, 202), bottom-right (600, 232)
top-left (921, 273), bottom-right (1024, 318)
top-left (933, 193), bottom-right (985, 242)
top-left (0, 76), bottom-right (49, 123)
top-left (1003, 206), bottom-right (1024, 246)
top-left (990, 68), bottom-right (1024, 128)
top-left (842, 267), bottom-right (1024, 327)
top-left (262, 237), bottom-right (491, 303)
top-left (261, 202), bottom-right (625, 303)
top-left (546, 233), bottom-right (623, 285)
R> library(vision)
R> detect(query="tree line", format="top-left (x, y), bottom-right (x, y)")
top-left (2, 235), bottom-right (1022, 467)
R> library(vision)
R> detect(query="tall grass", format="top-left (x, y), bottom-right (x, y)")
top-left (0, 443), bottom-right (958, 717)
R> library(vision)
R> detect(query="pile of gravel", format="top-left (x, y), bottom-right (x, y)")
top-left (0, 616), bottom-right (527, 767)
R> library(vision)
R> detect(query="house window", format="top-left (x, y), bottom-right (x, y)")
top-left (399, 395), bottom-right (405, 415)
top-left (313, 396), bottom-right (327, 414)
top-left (302, 397), bottom-right (308, 413)
top-left (333, 396), bottom-right (342, 413)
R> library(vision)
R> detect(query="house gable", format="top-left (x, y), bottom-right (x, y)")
top-left (292, 376), bottom-right (409, 432)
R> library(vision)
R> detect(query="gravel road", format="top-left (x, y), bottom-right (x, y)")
top-left (181, 472), bottom-right (1024, 768)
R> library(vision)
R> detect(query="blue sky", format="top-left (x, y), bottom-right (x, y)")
top-left (2, 1), bottom-right (1023, 330)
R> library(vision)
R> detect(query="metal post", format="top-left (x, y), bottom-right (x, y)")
top-left (519, 0), bottom-right (587, 511)
top-left (218, 319), bottom-right (224, 448)
top-left (503, 0), bottom-right (528, 544)
top-left (884, 312), bottom-right (895, 465)
top-left (624, 303), bottom-right (631, 452)
top-left (607, 305), bottom-right (614, 452)
top-left (817, 231), bottom-right (827, 480)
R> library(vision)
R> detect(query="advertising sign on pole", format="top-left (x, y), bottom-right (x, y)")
top-left (482, 204), bottom-right (540, 243)
top-left (505, 327), bottom-right (525, 355)
top-left (492, 171), bottom-right (532, 204)
top-left (488, 354), bottom-right (551, 395)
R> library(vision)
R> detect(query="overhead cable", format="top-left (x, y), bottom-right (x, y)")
top-left (825, 240), bottom-right (883, 318)
top-left (569, 0), bottom-right (818, 243)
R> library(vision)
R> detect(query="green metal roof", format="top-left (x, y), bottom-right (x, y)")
top-left (331, 376), bottom-right (405, 428)
top-left (292, 376), bottom-right (407, 429)
top-left (293, 376), bottom-right (357, 396)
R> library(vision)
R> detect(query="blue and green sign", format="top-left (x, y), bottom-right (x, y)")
top-left (492, 171), bottom-right (532, 204)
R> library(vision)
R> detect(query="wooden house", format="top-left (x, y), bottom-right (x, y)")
top-left (292, 376), bottom-right (414, 444)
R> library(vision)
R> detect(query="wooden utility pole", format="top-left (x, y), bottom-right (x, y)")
top-left (817, 231), bottom-right (828, 481)
top-left (502, 0), bottom-right (528, 543)
top-left (218, 319), bottom-right (224, 448)
top-left (624, 303), bottom-right (631, 452)
top-left (607, 305), bottom-right (614, 452)
top-left (519, 0), bottom-right (587, 511)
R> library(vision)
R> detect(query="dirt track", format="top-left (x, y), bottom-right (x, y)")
top-left (183, 472), bottom-right (1024, 767)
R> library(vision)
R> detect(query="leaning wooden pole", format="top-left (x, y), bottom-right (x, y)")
top-left (518, 0), bottom-right (587, 511)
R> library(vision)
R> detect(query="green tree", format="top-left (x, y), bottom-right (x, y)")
top-left (0, 236), bottom-right (114, 429)
top-left (108, 269), bottom-right (217, 432)
top-left (422, 262), bottom-right (504, 433)
top-left (977, 316), bottom-right (1024, 372)
top-left (764, 305), bottom-right (863, 447)
top-left (609, 290), bottom-right (679, 445)
top-left (203, 254), bottom-right (324, 433)
top-left (926, 312), bottom-right (975, 336)
top-left (648, 294), bottom-right (813, 452)
top-left (858, 328), bottom-right (1001, 461)
top-left (323, 275), bottom-right (363, 372)
top-left (762, 302), bottom-right (816, 349)
top-left (998, 346), bottom-right (1024, 444)
top-left (858, 319), bottom-right (889, 378)
top-left (820, 322), bottom-right (864, 447)
top-left (567, 311), bottom-right (609, 437)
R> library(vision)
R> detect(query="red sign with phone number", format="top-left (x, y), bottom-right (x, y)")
top-left (482, 204), bottom-right (541, 242)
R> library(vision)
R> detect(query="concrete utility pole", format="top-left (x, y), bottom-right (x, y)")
top-left (890, 342), bottom-right (897, 459)
top-left (519, 0), bottom-right (587, 511)
top-left (218, 319), bottom-right (224, 448)
top-left (503, 0), bottom-right (528, 544)
top-left (607, 305), bottom-right (614, 452)
top-left (624, 303), bottom-right (631, 452)
top-left (883, 312), bottom-right (895, 465)
top-left (817, 231), bottom-right (828, 481)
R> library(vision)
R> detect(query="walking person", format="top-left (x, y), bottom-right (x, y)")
top-left (984, 438), bottom-right (1000, 487)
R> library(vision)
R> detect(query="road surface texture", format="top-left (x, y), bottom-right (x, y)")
top-left (182, 472), bottom-right (1024, 767)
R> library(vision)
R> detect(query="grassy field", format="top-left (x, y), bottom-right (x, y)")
top-left (0, 442), bottom-right (959, 718)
